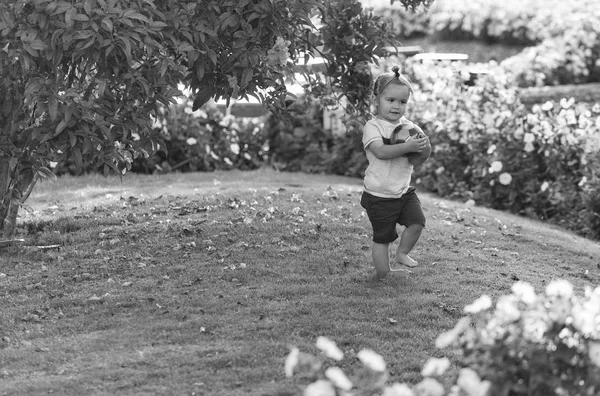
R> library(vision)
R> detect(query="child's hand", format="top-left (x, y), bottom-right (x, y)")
top-left (404, 136), bottom-right (428, 157)
top-left (409, 136), bottom-right (432, 165)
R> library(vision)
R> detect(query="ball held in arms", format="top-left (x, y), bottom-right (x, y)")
top-left (391, 125), bottom-right (425, 158)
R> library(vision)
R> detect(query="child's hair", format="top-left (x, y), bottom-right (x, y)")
top-left (372, 66), bottom-right (414, 115)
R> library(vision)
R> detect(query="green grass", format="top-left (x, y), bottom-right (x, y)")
top-left (1, 169), bottom-right (599, 395)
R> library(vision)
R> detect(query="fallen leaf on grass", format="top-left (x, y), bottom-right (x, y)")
top-left (88, 295), bottom-right (103, 303)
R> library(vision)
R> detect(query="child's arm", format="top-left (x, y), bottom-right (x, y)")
top-left (368, 135), bottom-right (428, 160)
top-left (408, 125), bottom-right (432, 166)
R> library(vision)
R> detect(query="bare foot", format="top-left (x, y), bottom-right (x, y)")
top-left (395, 253), bottom-right (418, 268)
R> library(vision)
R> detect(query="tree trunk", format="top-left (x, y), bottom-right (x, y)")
top-left (0, 156), bottom-right (38, 239)
top-left (0, 155), bottom-right (12, 234)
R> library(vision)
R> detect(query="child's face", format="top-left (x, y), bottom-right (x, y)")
top-left (376, 83), bottom-right (410, 123)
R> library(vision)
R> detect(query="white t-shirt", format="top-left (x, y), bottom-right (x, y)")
top-left (362, 116), bottom-right (416, 198)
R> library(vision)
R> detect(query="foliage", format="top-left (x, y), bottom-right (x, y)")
top-left (0, 0), bottom-right (432, 236)
top-left (129, 101), bottom-right (268, 173)
top-left (500, 24), bottom-right (600, 87)
top-left (373, 0), bottom-right (600, 87)
top-left (387, 57), bottom-right (600, 240)
top-left (371, 0), bottom-right (599, 46)
top-left (289, 280), bottom-right (600, 396)
top-left (437, 280), bottom-right (600, 396)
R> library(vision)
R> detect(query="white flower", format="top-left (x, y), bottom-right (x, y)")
top-left (487, 144), bottom-right (497, 154)
top-left (316, 337), bottom-right (344, 361)
top-left (456, 368), bottom-right (491, 396)
top-left (413, 377), bottom-right (445, 396)
top-left (560, 97), bottom-right (575, 109)
top-left (541, 101), bottom-right (554, 111)
top-left (540, 181), bottom-right (550, 192)
top-left (546, 279), bottom-right (573, 299)
top-left (521, 310), bottom-right (549, 342)
top-left (524, 141), bottom-right (535, 152)
top-left (571, 301), bottom-right (599, 336)
top-left (489, 160), bottom-right (503, 173)
top-left (588, 341), bottom-right (600, 367)
top-left (548, 298), bottom-right (573, 325)
top-left (357, 349), bottom-right (386, 372)
top-left (495, 295), bottom-right (520, 323)
top-left (186, 137), bottom-right (198, 145)
top-left (435, 317), bottom-right (471, 349)
top-left (304, 380), bottom-right (336, 396)
top-left (382, 383), bottom-right (415, 396)
top-left (285, 347), bottom-right (299, 377)
top-left (324, 367), bottom-right (353, 391)
top-left (421, 357), bottom-right (451, 377)
top-left (523, 132), bottom-right (535, 143)
top-left (499, 172), bottom-right (512, 185)
top-left (511, 281), bottom-right (537, 305)
top-left (464, 295), bottom-right (492, 314)
top-left (578, 176), bottom-right (587, 187)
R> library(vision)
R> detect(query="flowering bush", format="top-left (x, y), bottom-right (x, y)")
top-left (373, 0), bottom-right (598, 46)
top-left (131, 99), bottom-right (269, 173)
top-left (381, 58), bottom-right (600, 240)
top-left (287, 280), bottom-right (600, 396)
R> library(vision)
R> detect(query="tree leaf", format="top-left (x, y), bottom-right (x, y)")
top-left (240, 67), bottom-right (253, 89)
top-left (48, 97), bottom-right (58, 121)
top-left (29, 40), bottom-right (47, 51)
top-left (192, 86), bottom-right (216, 111)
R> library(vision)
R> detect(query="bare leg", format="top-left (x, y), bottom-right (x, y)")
top-left (395, 224), bottom-right (424, 267)
top-left (372, 242), bottom-right (390, 278)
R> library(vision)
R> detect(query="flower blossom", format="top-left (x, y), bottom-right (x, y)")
top-left (285, 347), bottom-right (299, 377)
top-left (464, 295), bottom-right (492, 314)
top-left (488, 160), bottom-right (503, 173)
top-left (456, 368), bottom-right (492, 396)
top-left (511, 281), bottom-right (537, 305)
top-left (304, 379), bottom-right (336, 396)
top-left (316, 336), bottom-right (344, 361)
top-left (541, 101), bottom-right (554, 111)
top-left (421, 357), bottom-right (451, 377)
top-left (382, 383), bottom-right (415, 396)
top-left (588, 341), bottom-right (600, 367)
top-left (413, 377), bottom-right (445, 396)
top-left (495, 295), bottom-right (520, 323)
top-left (324, 367), bottom-right (353, 391)
top-left (436, 317), bottom-right (471, 349)
top-left (499, 173), bottom-right (512, 185)
top-left (546, 279), bottom-right (574, 299)
top-left (357, 349), bottom-right (386, 372)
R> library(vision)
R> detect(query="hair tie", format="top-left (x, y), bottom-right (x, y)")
top-left (391, 66), bottom-right (400, 79)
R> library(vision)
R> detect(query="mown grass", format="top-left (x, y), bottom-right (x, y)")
top-left (1, 169), bottom-right (599, 395)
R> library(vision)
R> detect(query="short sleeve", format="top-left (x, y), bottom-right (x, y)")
top-left (362, 120), bottom-right (383, 149)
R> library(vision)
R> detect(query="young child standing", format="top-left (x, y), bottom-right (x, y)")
top-left (360, 66), bottom-right (431, 279)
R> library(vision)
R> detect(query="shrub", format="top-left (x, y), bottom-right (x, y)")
top-left (287, 280), bottom-right (600, 396)
top-left (131, 100), bottom-right (269, 173)
top-left (384, 57), bottom-right (600, 240)
top-left (500, 24), bottom-right (600, 87)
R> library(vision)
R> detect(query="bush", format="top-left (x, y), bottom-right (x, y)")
top-left (500, 24), bottom-right (600, 87)
top-left (131, 100), bottom-right (269, 173)
top-left (382, 58), bottom-right (600, 240)
top-left (287, 280), bottom-right (600, 396)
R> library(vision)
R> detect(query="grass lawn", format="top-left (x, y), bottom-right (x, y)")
top-left (1, 169), bottom-right (599, 395)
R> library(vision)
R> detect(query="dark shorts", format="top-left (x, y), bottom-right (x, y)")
top-left (360, 188), bottom-right (426, 244)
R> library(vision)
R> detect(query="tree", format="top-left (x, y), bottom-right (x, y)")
top-left (0, 0), bottom-right (431, 238)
